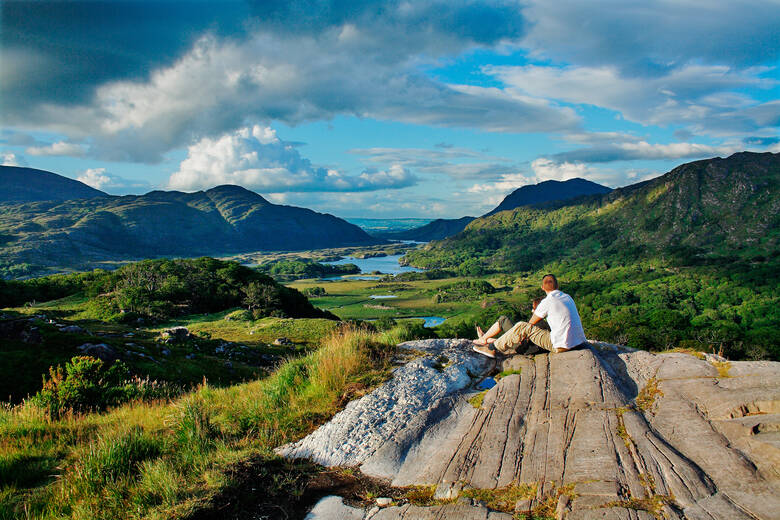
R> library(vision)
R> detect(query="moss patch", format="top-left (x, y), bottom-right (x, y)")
top-left (495, 368), bottom-right (522, 380)
top-left (604, 494), bottom-right (674, 519)
top-left (636, 377), bottom-right (664, 412)
top-left (405, 485), bottom-right (438, 505)
top-left (468, 390), bottom-right (489, 409)
top-left (462, 482), bottom-right (536, 513)
top-left (711, 360), bottom-right (732, 378)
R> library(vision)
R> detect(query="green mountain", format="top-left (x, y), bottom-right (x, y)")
top-left (0, 165), bottom-right (108, 202)
top-left (380, 177), bottom-right (611, 242)
top-left (406, 152), bottom-right (779, 271)
top-left (0, 173), bottom-right (380, 277)
top-left (405, 152), bottom-right (779, 359)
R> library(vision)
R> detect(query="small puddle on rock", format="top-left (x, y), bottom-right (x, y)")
top-left (477, 377), bottom-right (497, 390)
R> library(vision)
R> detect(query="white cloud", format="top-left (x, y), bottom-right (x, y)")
top-left (11, 29), bottom-right (579, 162)
top-left (550, 140), bottom-right (739, 164)
top-left (486, 64), bottom-right (777, 134)
top-left (25, 140), bottom-right (85, 157)
top-left (350, 146), bottom-right (515, 179)
top-left (168, 125), bottom-right (418, 193)
top-left (76, 167), bottom-right (152, 194)
top-left (530, 158), bottom-right (592, 182)
top-left (521, 0), bottom-right (780, 71)
top-left (1, 152), bottom-right (26, 166)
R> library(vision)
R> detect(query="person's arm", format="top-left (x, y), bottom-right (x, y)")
top-left (529, 298), bottom-right (546, 326)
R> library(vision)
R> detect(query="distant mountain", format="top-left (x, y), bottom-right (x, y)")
top-left (377, 217), bottom-right (476, 241)
top-left (0, 166), bottom-right (108, 202)
top-left (405, 152), bottom-right (780, 271)
top-left (381, 177), bottom-right (611, 242)
top-left (484, 177), bottom-right (611, 216)
top-left (0, 175), bottom-right (380, 277)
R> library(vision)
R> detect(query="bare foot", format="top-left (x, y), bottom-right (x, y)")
top-left (475, 324), bottom-right (484, 337)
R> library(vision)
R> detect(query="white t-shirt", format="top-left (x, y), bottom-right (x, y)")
top-left (533, 290), bottom-right (587, 350)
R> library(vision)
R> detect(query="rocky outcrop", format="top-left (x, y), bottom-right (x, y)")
top-left (282, 340), bottom-right (780, 519)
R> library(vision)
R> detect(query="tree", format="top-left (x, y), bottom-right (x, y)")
top-left (243, 281), bottom-right (282, 318)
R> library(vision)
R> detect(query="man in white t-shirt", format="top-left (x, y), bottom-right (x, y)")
top-left (472, 274), bottom-right (588, 358)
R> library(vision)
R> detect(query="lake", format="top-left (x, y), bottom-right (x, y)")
top-left (367, 316), bottom-right (446, 328)
top-left (323, 253), bottom-right (423, 277)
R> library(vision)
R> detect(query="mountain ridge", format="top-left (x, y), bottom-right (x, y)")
top-left (379, 177), bottom-right (612, 241)
top-left (484, 177), bottom-right (612, 216)
top-left (0, 165), bottom-right (108, 202)
top-left (0, 174), bottom-right (380, 278)
top-left (406, 151), bottom-right (779, 271)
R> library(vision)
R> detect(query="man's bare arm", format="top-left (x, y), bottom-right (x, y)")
top-left (528, 313), bottom-right (543, 326)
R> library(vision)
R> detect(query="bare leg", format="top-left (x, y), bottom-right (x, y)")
top-left (474, 320), bottom-right (502, 345)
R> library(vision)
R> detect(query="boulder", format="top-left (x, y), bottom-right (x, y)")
top-left (305, 496), bottom-right (363, 520)
top-left (273, 337), bottom-right (293, 346)
top-left (0, 318), bottom-right (42, 344)
top-left (59, 325), bottom-right (87, 334)
top-left (76, 343), bottom-right (118, 362)
top-left (282, 340), bottom-right (780, 520)
top-left (161, 326), bottom-right (190, 342)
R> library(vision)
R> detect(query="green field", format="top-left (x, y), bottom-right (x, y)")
top-left (287, 274), bottom-right (544, 331)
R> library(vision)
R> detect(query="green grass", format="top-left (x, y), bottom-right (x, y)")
top-left (288, 276), bottom-right (521, 325)
top-left (156, 311), bottom-right (339, 347)
top-left (0, 324), bottom-right (404, 519)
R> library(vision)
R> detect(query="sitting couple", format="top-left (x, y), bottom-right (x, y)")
top-left (472, 274), bottom-right (588, 358)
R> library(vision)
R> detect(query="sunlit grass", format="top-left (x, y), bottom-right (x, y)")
top-left (0, 324), bottom-right (402, 519)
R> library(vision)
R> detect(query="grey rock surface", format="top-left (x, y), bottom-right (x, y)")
top-left (278, 338), bottom-right (494, 474)
top-left (285, 340), bottom-right (780, 519)
top-left (304, 495), bottom-right (363, 520)
top-left (371, 502), bottom-right (514, 519)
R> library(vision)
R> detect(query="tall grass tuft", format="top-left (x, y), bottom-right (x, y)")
top-left (67, 426), bottom-right (161, 496)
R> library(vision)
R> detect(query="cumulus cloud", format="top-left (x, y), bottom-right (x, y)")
top-left (168, 125), bottom-right (417, 193)
top-left (1, 2), bottom-right (579, 162)
top-left (1, 0), bottom-right (778, 174)
top-left (1, 152), bottom-right (25, 166)
top-left (26, 141), bottom-right (85, 157)
top-left (76, 168), bottom-right (152, 195)
top-left (530, 158), bottom-right (595, 182)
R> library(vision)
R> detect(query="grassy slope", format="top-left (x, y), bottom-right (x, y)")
top-left (0, 326), bottom-right (404, 520)
top-left (0, 297), bottom-right (338, 404)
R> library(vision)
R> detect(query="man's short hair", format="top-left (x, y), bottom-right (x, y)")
top-left (542, 274), bottom-right (559, 291)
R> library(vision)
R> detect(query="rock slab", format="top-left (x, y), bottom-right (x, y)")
top-left (284, 340), bottom-right (780, 519)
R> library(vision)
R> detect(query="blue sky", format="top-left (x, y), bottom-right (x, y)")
top-left (1, 0), bottom-right (778, 218)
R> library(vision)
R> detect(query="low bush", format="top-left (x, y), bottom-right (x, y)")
top-left (29, 357), bottom-right (182, 417)
top-left (30, 356), bottom-right (130, 417)
top-left (432, 280), bottom-right (496, 303)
